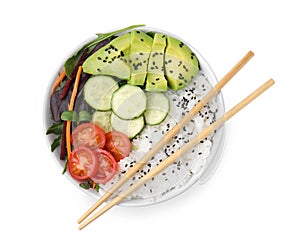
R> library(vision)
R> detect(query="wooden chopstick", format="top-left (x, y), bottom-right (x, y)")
top-left (78, 78), bottom-right (275, 230)
top-left (77, 51), bottom-right (254, 225)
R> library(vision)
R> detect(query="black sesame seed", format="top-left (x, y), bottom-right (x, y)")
top-left (140, 38), bottom-right (144, 42)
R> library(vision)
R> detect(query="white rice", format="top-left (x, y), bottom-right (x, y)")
top-left (100, 71), bottom-right (219, 204)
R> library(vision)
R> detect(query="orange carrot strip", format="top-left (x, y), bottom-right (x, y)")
top-left (66, 121), bottom-right (72, 158)
top-left (69, 66), bottom-right (83, 111)
top-left (66, 66), bottom-right (83, 158)
top-left (50, 69), bottom-right (66, 95)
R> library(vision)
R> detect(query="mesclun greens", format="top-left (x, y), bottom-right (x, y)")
top-left (46, 122), bottom-right (63, 152)
top-left (79, 179), bottom-right (100, 192)
top-left (64, 24), bottom-right (145, 78)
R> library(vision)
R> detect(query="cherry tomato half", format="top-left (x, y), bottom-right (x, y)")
top-left (68, 146), bottom-right (98, 181)
top-left (91, 149), bottom-right (118, 184)
top-left (72, 122), bottom-right (106, 149)
top-left (104, 131), bottom-right (131, 162)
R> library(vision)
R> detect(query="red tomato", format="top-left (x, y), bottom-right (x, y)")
top-left (104, 131), bottom-right (131, 162)
top-left (72, 122), bottom-right (106, 149)
top-left (68, 146), bottom-right (98, 181)
top-left (91, 149), bottom-right (118, 184)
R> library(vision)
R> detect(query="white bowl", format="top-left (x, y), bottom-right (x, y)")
top-left (43, 26), bottom-right (225, 206)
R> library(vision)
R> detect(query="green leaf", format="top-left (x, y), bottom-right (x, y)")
top-left (79, 182), bottom-right (91, 190)
top-left (64, 24), bottom-right (145, 77)
top-left (61, 110), bottom-right (78, 122)
top-left (78, 110), bottom-right (92, 122)
top-left (93, 24), bottom-right (145, 47)
top-left (64, 49), bottom-right (85, 78)
top-left (62, 160), bottom-right (68, 175)
top-left (94, 183), bottom-right (100, 192)
top-left (51, 136), bottom-right (61, 152)
top-left (46, 122), bottom-right (63, 135)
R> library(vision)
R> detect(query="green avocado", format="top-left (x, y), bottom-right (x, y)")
top-left (145, 33), bottom-right (168, 92)
top-left (165, 36), bottom-right (199, 90)
top-left (82, 33), bottom-right (131, 80)
top-left (127, 30), bottom-right (153, 86)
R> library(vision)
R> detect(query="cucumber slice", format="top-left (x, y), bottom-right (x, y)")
top-left (111, 113), bottom-right (144, 139)
top-left (144, 92), bottom-right (169, 125)
top-left (111, 85), bottom-right (147, 120)
top-left (84, 75), bottom-right (119, 111)
top-left (92, 111), bottom-right (112, 133)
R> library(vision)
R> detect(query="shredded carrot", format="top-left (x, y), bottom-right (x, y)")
top-left (69, 66), bottom-right (82, 110)
top-left (66, 66), bottom-right (83, 158)
top-left (66, 121), bottom-right (72, 158)
top-left (50, 69), bottom-right (66, 95)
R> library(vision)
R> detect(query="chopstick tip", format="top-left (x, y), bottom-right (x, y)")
top-left (248, 50), bottom-right (255, 57)
top-left (267, 78), bottom-right (275, 86)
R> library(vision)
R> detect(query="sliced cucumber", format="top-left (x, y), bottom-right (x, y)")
top-left (111, 113), bottom-right (144, 139)
top-left (92, 111), bottom-right (112, 133)
top-left (111, 85), bottom-right (147, 120)
top-left (84, 75), bottom-right (119, 111)
top-left (144, 92), bottom-right (170, 125)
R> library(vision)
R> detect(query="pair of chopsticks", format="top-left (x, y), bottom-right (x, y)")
top-left (78, 50), bottom-right (274, 230)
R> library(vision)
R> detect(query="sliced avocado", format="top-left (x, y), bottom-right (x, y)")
top-left (145, 33), bottom-right (168, 92)
top-left (82, 33), bottom-right (131, 80)
top-left (165, 36), bottom-right (200, 90)
top-left (127, 30), bottom-right (153, 86)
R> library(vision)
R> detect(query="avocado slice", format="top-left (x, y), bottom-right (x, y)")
top-left (82, 33), bottom-right (131, 80)
top-left (127, 30), bottom-right (153, 86)
top-left (145, 33), bottom-right (168, 92)
top-left (165, 36), bottom-right (200, 90)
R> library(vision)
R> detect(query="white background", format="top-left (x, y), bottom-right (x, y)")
top-left (1, 0), bottom-right (299, 249)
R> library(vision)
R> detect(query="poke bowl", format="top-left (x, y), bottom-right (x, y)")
top-left (44, 24), bottom-right (225, 206)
